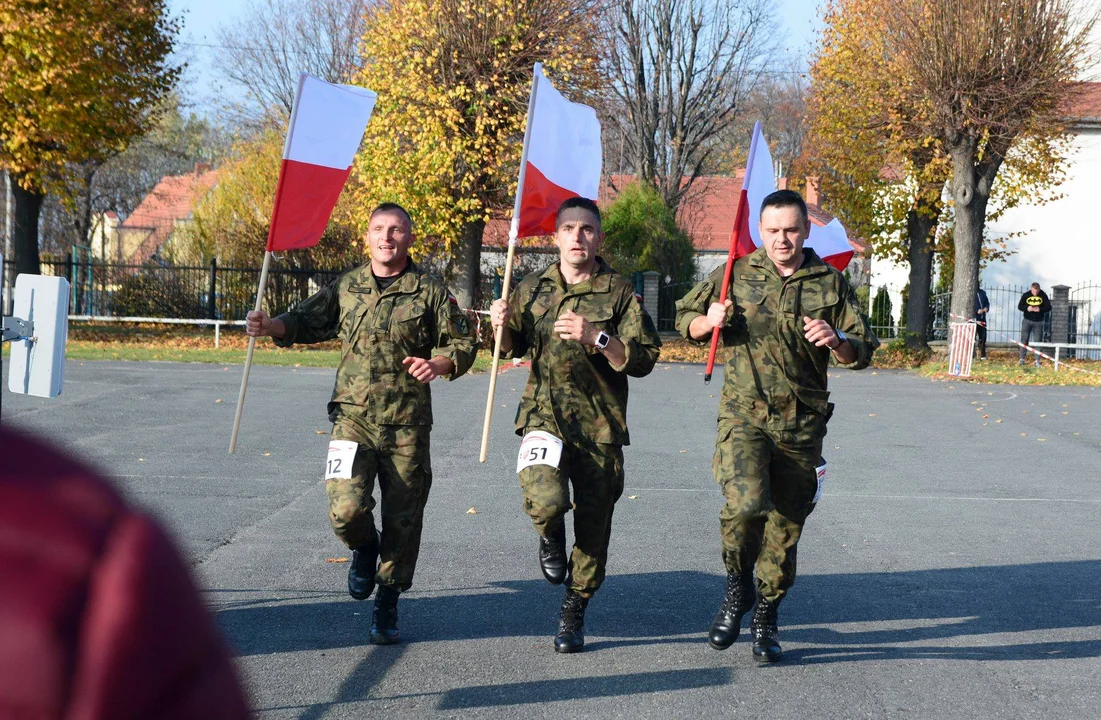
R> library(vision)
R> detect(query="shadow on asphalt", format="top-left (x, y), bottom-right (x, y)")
top-left (223, 561), bottom-right (1101, 715)
top-left (218, 560), bottom-right (1101, 658)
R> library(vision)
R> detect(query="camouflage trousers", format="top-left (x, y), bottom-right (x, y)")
top-left (713, 413), bottom-right (824, 604)
top-left (328, 415), bottom-right (432, 592)
top-left (518, 437), bottom-right (625, 599)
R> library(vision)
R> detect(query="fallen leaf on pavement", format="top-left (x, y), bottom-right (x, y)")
top-left (466, 507), bottom-right (478, 514)
top-left (326, 557), bottom-right (349, 564)
top-left (627, 495), bottom-right (639, 500)
top-left (215, 398), bottom-right (223, 403)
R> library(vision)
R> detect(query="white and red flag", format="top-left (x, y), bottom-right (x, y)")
top-left (704, 121), bottom-right (854, 383)
top-left (480, 64), bottom-right (601, 462)
top-left (731, 121), bottom-right (854, 271)
top-left (229, 73), bottom-right (375, 454)
top-left (267, 74), bottom-right (377, 251)
top-left (512, 63), bottom-right (602, 240)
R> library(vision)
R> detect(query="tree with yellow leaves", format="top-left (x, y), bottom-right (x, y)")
top-left (808, 0), bottom-right (1083, 348)
top-left (352, 0), bottom-right (605, 307)
top-left (0, 0), bottom-right (182, 274)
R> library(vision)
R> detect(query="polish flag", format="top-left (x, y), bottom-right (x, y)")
top-left (267, 74), bottom-right (377, 251)
top-left (731, 121), bottom-right (854, 271)
top-left (513, 64), bottom-right (601, 241)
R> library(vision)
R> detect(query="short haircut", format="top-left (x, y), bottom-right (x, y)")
top-left (760, 189), bottom-right (809, 227)
top-left (555, 196), bottom-right (601, 229)
top-left (1031, 282), bottom-right (1041, 289)
top-left (370, 202), bottom-right (413, 229)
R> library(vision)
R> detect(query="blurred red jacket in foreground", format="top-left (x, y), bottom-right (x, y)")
top-left (0, 427), bottom-right (251, 719)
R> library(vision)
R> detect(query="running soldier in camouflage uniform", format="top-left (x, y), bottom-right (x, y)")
top-left (489, 197), bottom-right (661, 653)
top-left (675, 190), bottom-right (878, 663)
top-left (246, 203), bottom-right (477, 645)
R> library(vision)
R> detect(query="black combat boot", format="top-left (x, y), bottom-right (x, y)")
top-left (347, 530), bottom-right (380, 600)
top-left (539, 523), bottom-right (568, 585)
top-left (553, 589), bottom-right (588, 653)
top-left (750, 597), bottom-right (782, 663)
top-left (370, 584), bottom-right (401, 645)
top-left (708, 571), bottom-right (755, 650)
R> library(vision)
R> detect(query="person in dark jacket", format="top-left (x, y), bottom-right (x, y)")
top-left (975, 287), bottom-right (990, 360)
top-left (1017, 283), bottom-right (1051, 367)
top-left (0, 427), bottom-right (252, 720)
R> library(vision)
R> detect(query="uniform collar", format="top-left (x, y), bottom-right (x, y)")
top-left (540, 257), bottom-right (614, 294)
top-left (748, 245), bottom-right (829, 282)
top-left (350, 259), bottom-right (422, 294)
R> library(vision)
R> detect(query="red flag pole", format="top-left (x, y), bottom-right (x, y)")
top-left (704, 188), bottom-right (748, 384)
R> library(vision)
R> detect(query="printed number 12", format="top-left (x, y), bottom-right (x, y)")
top-left (328, 458), bottom-right (342, 475)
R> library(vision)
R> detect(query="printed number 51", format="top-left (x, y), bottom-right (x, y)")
top-left (527, 447), bottom-right (548, 462)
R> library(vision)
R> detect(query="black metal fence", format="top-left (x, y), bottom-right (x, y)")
top-left (3, 258), bottom-right (347, 321)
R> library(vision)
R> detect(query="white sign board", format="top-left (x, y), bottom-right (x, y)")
top-left (8, 274), bottom-right (69, 398)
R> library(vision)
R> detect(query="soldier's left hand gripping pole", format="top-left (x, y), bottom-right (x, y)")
top-left (479, 64), bottom-right (541, 463)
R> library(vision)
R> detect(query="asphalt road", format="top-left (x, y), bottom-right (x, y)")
top-left (4, 359), bottom-right (1101, 719)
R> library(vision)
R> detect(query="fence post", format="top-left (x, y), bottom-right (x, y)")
top-left (1050, 285), bottom-right (1070, 355)
top-left (642, 271), bottom-right (660, 323)
top-left (208, 257), bottom-right (218, 319)
top-left (67, 248), bottom-right (77, 314)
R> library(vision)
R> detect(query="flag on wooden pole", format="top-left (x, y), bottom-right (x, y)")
top-left (479, 63), bottom-right (602, 463)
top-left (229, 74), bottom-right (376, 454)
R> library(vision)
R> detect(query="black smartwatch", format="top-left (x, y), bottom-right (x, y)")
top-left (594, 331), bottom-right (611, 350)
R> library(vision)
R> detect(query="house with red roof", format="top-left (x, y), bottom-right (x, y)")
top-left (114, 164), bottom-right (217, 265)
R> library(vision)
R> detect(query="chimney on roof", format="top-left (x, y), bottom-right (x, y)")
top-left (194, 162), bottom-right (211, 176)
top-left (805, 176), bottom-right (820, 206)
top-left (777, 177), bottom-right (789, 190)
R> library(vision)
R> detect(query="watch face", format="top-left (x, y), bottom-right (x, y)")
top-left (597, 331), bottom-right (610, 348)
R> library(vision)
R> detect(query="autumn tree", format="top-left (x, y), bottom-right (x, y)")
top-left (883, 0), bottom-right (1094, 326)
top-left (807, 0), bottom-right (1084, 348)
top-left (807, 0), bottom-right (948, 349)
top-left (0, 0), bottom-right (182, 274)
top-left (214, 0), bottom-right (369, 127)
top-left (353, 0), bottom-right (604, 307)
top-left (604, 0), bottom-right (775, 213)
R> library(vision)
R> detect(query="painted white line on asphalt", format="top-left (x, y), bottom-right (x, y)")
top-left (832, 492), bottom-right (1101, 504)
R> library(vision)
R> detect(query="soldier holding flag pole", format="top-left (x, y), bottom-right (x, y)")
top-left (235, 74), bottom-right (477, 645)
top-left (482, 64), bottom-right (661, 653)
top-left (676, 125), bottom-right (877, 663)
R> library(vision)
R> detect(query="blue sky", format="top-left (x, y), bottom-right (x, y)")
top-left (168, 0), bottom-right (827, 116)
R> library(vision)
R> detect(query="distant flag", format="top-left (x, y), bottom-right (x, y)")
top-left (267, 74), bottom-right (377, 251)
top-left (732, 122), bottom-right (854, 271)
top-left (513, 64), bottom-right (602, 240)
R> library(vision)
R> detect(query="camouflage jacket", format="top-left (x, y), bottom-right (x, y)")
top-left (274, 261), bottom-right (477, 425)
top-left (507, 258), bottom-right (662, 446)
top-left (675, 247), bottom-right (878, 431)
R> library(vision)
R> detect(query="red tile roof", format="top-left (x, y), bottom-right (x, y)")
top-left (122, 168), bottom-right (218, 263)
top-left (483, 174), bottom-right (866, 254)
top-left (1066, 82), bottom-right (1101, 121)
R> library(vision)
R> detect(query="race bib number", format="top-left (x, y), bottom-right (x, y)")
top-left (325, 440), bottom-right (357, 480)
top-left (516, 431), bottom-right (564, 474)
top-left (813, 460), bottom-right (827, 503)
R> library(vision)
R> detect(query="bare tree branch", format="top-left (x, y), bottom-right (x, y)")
top-left (214, 0), bottom-right (370, 127)
top-left (604, 0), bottom-right (776, 211)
